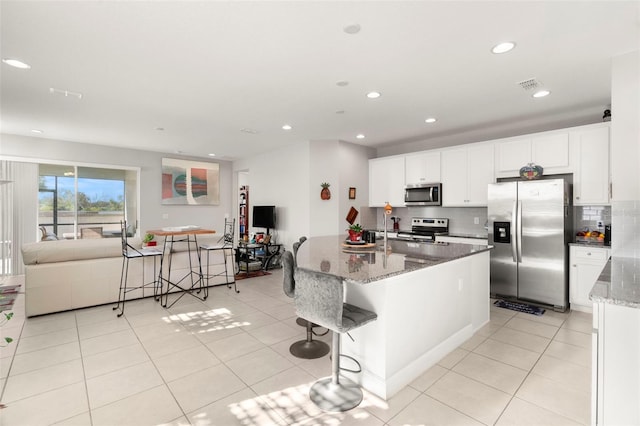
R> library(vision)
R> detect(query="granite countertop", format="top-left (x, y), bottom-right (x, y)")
top-left (569, 241), bottom-right (610, 248)
top-left (295, 235), bottom-right (491, 285)
top-left (590, 257), bottom-right (640, 309)
top-left (446, 233), bottom-right (488, 240)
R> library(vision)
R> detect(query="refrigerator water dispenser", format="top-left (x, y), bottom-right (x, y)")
top-left (493, 221), bottom-right (511, 244)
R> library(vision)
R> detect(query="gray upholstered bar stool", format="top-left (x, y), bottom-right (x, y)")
top-left (292, 258), bottom-right (377, 412)
top-left (282, 251), bottom-right (330, 359)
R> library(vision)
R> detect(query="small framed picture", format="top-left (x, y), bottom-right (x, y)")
top-left (348, 187), bottom-right (356, 199)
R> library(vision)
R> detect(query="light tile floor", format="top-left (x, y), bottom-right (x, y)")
top-left (0, 273), bottom-right (592, 425)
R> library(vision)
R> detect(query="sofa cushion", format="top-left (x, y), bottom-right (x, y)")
top-left (22, 237), bottom-right (142, 265)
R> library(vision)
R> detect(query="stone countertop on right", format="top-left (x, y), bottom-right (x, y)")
top-left (590, 256), bottom-right (640, 309)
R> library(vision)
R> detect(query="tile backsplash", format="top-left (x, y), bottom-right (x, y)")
top-left (361, 204), bottom-right (613, 241)
top-left (366, 206), bottom-right (488, 236)
top-left (611, 200), bottom-right (640, 258)
top-left (574, 205), bottom-right (611, 234)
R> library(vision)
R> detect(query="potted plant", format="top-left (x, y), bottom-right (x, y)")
top-left (143, 233), bottom-right (157, 246)
top-left (347, 223), bottom-right (363, 242)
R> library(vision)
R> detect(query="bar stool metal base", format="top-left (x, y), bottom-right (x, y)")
top-left (309, 376), bottom-right (363, 412)
top-left (289, 339), bottom-right (330, 359)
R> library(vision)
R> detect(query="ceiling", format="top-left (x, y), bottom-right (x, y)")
top-left (1, 1), bottom-right (639, 161)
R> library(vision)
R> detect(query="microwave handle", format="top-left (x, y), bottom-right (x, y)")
top-left (429, 187), bottom-right (433, 201)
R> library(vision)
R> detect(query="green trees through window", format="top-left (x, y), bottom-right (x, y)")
top-left (38, 164), bottom-right (136, 239)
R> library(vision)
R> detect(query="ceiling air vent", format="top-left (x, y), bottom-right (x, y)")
top-left (517, 78), bottom-right (541, 91)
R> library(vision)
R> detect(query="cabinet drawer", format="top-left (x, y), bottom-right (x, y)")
top-left (573, 247), bottom-right (609, 261)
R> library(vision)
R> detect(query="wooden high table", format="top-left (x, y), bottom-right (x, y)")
top-left (146, 227), bottom-right (215, 308)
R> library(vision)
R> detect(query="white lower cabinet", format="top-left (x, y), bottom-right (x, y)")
top-left (592, 301), bottom-right (640, 425)
top-left (569, 245), bottom-right (609, 312)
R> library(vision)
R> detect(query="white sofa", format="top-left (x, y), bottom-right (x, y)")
top-left (21, 235), bottom-right (224, 317)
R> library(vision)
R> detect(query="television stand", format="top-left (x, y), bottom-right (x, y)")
top-left (236, 241), bottom-right (283, 274)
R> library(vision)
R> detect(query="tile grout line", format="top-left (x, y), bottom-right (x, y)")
top-left (74, 310), bottom-right (96, 426)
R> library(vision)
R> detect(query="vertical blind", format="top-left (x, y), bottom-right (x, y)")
top-left (0, 160), bottom-right (39, 276)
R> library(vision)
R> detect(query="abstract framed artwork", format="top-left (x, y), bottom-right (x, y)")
top-left (162, 158), bottom-right (220, 205)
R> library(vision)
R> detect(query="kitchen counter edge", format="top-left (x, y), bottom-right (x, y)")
top-left (590, 256), bottom-right (640, 309)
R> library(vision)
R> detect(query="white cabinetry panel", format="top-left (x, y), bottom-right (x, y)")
top-left (572, 126), bottom-right (610, 205)
top-left (569, 245), bottom-right (609, 312)
top-left (369, 156), bottom-right (405, 207)
top-left (496, 138), bottom-right (530, 175)
top-left (532, 133), bottom-right (570, 168)
top-left (496, 131), bottom-right (571, 177)
top-left (441, 144), bottom-right (494, 207)
top-left (405, 151), bottom-right (440, 185)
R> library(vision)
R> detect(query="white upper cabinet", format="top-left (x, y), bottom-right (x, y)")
top-left (496, 132), bottom-right (570, 177)
top-left (369, 123), bottom-right (610, 209)
top-left (496, 138), bottom-right (530, 174)
top-left (369, 156), bottom-right (405, 207)
top-left (405, 151), bottom-right (441, 185)
top-left (572, 125), bottom-right (610, 205)
top-left (441, 143), bottom-right (494, 206)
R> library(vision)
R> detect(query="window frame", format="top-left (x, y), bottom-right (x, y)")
top-left (36, 160), bottom-right (140, 240)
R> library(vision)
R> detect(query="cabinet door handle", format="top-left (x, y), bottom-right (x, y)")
top-left (587, 252), bottom-right (591, 256)
top-left (572, 264), bottom-right (577, 267)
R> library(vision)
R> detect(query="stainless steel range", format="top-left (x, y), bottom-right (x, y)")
top-left (396, 217), bottom-right (449, 242)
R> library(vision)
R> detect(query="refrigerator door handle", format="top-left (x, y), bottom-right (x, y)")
top-left (516, 200), bottom-right (523, 263)
top-left (511, 201), bottom-right (518, 262)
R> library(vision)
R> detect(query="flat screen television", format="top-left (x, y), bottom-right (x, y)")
top-left (252, 205), bottom-right (276, 234)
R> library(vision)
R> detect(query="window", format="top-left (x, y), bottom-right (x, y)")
top-left (38, 164), bottom-right (138, 239)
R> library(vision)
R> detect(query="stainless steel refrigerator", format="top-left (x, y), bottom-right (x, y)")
top-left (488, 179), bottom-right (572, 311)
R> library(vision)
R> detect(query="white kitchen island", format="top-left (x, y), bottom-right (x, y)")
top-left (296, 236), bottom-right (491, 400)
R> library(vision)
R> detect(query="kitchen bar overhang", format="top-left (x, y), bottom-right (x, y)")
top-left (295, 235), bottom-right (492, 399)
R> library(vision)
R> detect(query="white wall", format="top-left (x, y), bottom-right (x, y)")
top-left (0, 133), bottom-right (234, 236)
top-left (309, 140), bottom-right (340, 237)
top-left (338, 140), bottom-right (375, 232)
top-left (233, 139), bottom-right (374, 249)
top-left (233, 141), bottom-right (311, 249)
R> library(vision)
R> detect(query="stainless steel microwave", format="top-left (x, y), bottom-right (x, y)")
top-left (405, 183), bottom-right (442, 206)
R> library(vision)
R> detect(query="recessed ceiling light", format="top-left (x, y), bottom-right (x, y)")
top-left (282, 124), bottom-right (292, 130)
top-left (2, 58), bottom-right (31, 69)
top-left (336, 81), bottom-right (349, 87)
top-left (492, 42), bottom-right (516, 54)
top-left (240, 128), bottom-right (258, 134)
top-left (532, 90), bottom-right (551, 98)
top-left (356, 134), bottom-right (365, 139)
top-left (425, 117), bottom-right (437, 124)
top-left (343, 24), bottom-right (361, 35)
top-left (31, 129), bottom-right (43, 134)
top-left (366, 91), bottom-right (381, 99)
top-left (208, 153), bottom-right (216, 157)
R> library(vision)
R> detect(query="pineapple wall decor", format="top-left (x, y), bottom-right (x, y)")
top-left (320, 182), bottom-right (331, 200)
